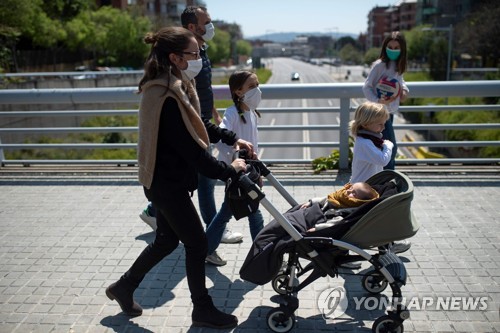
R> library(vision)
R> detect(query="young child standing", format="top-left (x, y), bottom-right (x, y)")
top-left (362, 31), bottom-right (409, 170)
top-left (205, 71), bottom-right (265, 266)
top-left (350, 102), bottom-right (393, 183)
top-left (350, 101), bottom-right (412, 254)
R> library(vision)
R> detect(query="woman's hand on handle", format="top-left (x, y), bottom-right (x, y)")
top-left (231, 158), bottom-right (247, 173)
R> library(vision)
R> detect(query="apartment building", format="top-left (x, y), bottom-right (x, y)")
top-left (366, 0), bottom-right (478, 49)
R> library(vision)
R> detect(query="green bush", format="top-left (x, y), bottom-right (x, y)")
top-left (312, 148), bottom-right (353, 174)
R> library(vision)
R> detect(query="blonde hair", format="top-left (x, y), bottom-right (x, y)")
top-left (349, 102), bottom-right (389, 136)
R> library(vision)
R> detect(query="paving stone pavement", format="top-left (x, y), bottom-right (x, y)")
top-left (0, 168), bottom-right (499, 333)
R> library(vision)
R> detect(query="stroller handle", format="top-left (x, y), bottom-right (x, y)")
top-left (231, 149), bottom-right (298, 207)
top-left (232, 149), bottom-right (270, 177)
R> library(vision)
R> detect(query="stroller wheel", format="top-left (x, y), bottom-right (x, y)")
top-left (267, 308), bottom-right (296, 333)
top-left (362, 271), bottom-right (388, 294)
top-left (272, 273), bottom-right (289, 295)
top-left (372, 315), bottom-right (404, 333)
top-left (272, 273), bottom-right (299, 295)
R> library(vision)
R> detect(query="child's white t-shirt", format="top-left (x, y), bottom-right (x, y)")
top-left (216, 104), bottom-right (259, 164)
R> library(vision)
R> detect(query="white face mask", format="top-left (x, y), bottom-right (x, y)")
top-left (181, 58), bottom-right (203, 81)
top-left (202, 23), bottom-right (215, 41)
top-left (242, 87), bottom-right (262, 110)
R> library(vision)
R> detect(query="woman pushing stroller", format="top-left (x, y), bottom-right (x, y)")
top-left (105, 26), bottom-right (254, 329)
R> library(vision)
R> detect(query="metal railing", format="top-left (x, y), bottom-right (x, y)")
top-left (1, 80), bottom-right (499, 169)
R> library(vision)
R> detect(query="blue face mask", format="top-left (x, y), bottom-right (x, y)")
top-left (386, 48), bottom-right (401, 61)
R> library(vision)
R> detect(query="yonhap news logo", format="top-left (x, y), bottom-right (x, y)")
top-left (317, 287), bottom-right (490, 319)
top-left (352, 295), bottom-right (489, 312)
top-left (317, 286), bottom-right (349, 319)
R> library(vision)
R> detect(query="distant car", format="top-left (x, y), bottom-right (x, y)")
top-left (291, 72), bottom-right (300, 81)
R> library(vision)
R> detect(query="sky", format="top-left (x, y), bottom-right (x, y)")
top-left (204, 0), bottom-right (397, 38)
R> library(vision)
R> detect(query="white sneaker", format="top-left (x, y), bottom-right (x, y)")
top-left (205, 251), bottom-right (227, 266)
top-left (139, 209), bottom-right (157, 231)
top-left (390, 240), bottom-right (411, 254)
top-left (220, 228), bottom-right (243, 244)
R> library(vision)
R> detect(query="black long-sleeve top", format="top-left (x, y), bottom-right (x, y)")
top-left (152, 97), bottom-right (238, 192)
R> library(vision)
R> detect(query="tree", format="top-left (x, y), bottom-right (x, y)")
top-left (207, 29), bottom-right (231, 65)
top-left (455, 0), bottom-right (500, 67)
top-left (40, 0), bottom-right (92, 21)
top-left (65, 6), bottom-right (151, 68)
top-left (405, 27), bottom-right (432, 66)
top-left (213, 21), bottom-right (243, 65)
top-left (236, 40), bottom-right (252, 57)
top-left (428, 37), bottom-right (448, 81)
top-left (336, 36), bottom-right (360, 50)
top-left (339, 44), bottom-right (363, 65)
top-left (0, 0), bottom-right (41, 71)
top-left (363, 47), bottom-right (379, 66)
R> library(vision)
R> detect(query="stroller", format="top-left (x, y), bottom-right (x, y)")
top-left (229, 155), bottom-right (419, 333)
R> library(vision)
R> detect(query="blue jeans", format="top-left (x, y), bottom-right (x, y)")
top-left (206, 197), bottom-right (264, 255)
top-left (382, 114), bottom-right (397, 170)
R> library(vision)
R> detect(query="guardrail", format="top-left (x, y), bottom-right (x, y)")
top-left (1, 81), bottom-right (499, 169)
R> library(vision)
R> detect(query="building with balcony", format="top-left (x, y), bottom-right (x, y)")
top-left (366, 0), bottom-right (417, 49)
top-left (416, 0), bottom-right (474, 28)
top-left (366, 6), bottom-right (391, 49)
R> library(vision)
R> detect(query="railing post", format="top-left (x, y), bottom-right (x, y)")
top-left (0, 137), bottom-right (4, 167)
top-left (339, 97), bottom-right (351, 170)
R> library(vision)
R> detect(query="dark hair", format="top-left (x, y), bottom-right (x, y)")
top-left (181, 6), bottom-right (207, 28)
top-left (229, 71), bottom-right (261, 123)
top-left (138, 27), bottom-right (194, 93)
top-left (379, 31), bottom-right (407, 75)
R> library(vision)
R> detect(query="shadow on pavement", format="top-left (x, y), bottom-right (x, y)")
top-left (100, 314), bottom-right (155, 333)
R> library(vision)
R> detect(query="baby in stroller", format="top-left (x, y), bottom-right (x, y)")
top-left (298, 182), bottom-right (411, 257)
top-left (299, 182), bottom-right (379, 232)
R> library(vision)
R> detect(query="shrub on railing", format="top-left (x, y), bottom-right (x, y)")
top-left (312, 147), bottom-right (353, 174)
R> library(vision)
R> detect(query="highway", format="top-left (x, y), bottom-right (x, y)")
top-left (256, 57), bottom-right (413, 161)
top-left (257, 57), bottom-right (365, 161)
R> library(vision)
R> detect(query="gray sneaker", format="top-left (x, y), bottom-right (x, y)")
top-left (390, 240), bottom-right (411, 254)
top-left (206, 251), bottom-right (227, 266)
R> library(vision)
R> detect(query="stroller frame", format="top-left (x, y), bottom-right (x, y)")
top-left (237, 162), bottom-right (411, 333)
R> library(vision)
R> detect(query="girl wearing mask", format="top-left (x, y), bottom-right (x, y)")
top-left (362, 31), bottom-right (409, 170)
top-left (105, 27), bottom-right (249, 329)
top-left (205, 71), bottom-right (265, 266)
